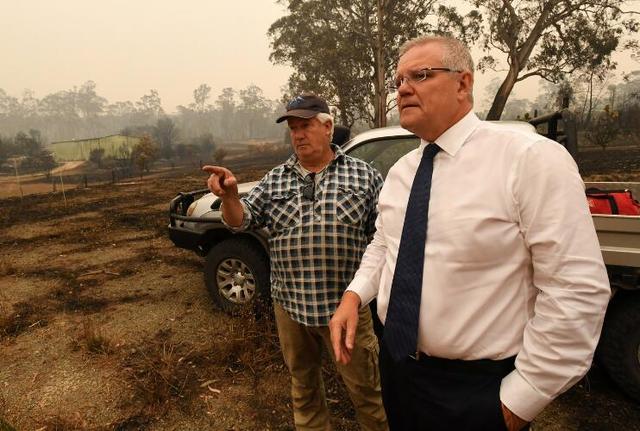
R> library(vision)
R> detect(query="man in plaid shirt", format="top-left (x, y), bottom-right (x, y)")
top-left (203, 94), bottom-right (387, 431)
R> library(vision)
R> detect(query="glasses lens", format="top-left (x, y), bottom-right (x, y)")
top-left (411, 69), bottom-right (430, 82)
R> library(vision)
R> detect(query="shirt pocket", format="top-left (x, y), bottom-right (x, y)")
top-left (270, 191), bottom-right (300, 232)
top-left (336, 186), bottom-right (368, 226)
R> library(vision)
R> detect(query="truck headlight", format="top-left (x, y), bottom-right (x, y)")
top-left (186, 201), bottom-right (198, 217)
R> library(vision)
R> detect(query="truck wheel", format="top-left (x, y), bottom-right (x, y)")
top-left (204, 238), bottom-right (270, 314)
top-left (598, 294), bottom-right (640, 403)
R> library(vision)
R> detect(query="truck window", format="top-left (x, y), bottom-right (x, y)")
top-left (347, 137), bottom-right (420, 178)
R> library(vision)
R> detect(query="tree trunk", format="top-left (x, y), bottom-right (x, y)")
top-left (374, 0), bottom-right (387, 127)
top-left (585, 72), bottom-right (594, 127)
top-left (486, 65), bottom-right (519, 120)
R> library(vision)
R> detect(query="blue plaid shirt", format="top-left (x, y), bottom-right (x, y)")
top-left (229, 145), bottom-right (383, 326)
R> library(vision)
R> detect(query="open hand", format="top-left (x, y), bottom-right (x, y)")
top-left (329, 291), bottom-right (362, 365)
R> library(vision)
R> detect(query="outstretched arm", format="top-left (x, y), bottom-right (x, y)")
top-left (202, 165), bottom-right (243, 227)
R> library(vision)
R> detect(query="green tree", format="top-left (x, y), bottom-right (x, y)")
top-left (0, 134), bottom-right (17, 167)
top-left (154, 116), bottom-right (179, 159)
top-left (137, 89), bottom-right (164, 120)
top-left (238, 85), bottom-right (269, 138)
top-left (189, 133), bottom-right (216, 160)
top-left (130, 134), bottom-right (159, 176)
top-left (0, 88), bottom-right (19, 117)
top-left (75, 80), bottom-right (107, 118)
top-left (586, 105), bottom-right (620, 150)
top-left (213, 147), bottom-right (228, 164)
top-left (190, 83), bottom-right (212, 113)
top-left (474, 0), bottom-right (638, 120)
top-left (269, 0), bottom-right (476, 127)
top-left (216, 87), bottom-right (236, 140)
top-left (14, 130), bottom-right (43, 156)
top-left (89, 148), bottom-right (105, 167)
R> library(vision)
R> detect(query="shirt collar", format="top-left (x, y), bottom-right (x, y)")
top-left (420, 110), bottom-right (481, 157)
top-left (284, 143), bottom-right (345, 171)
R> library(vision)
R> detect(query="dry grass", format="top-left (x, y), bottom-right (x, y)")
top-left (0, 262), bottom-right (15, 276)
top-left (0, 418), bottom-right (17, 431)
top-left (75, 319), bottom-right (114, 355)
top-left (39, 413), bottom-right (87, 431)
top-left (0, 302), bottom-right (45, 339)
top-left (116, 311), bottom-right (286, 423)
top-left (121, 331), bottom-right (203, 417)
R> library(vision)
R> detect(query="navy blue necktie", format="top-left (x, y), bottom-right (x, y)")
top-left (383, 143), bottom-right (441, 362)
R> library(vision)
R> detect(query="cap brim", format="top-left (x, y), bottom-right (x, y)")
top-left (275, 109), bottom-right (319, 123)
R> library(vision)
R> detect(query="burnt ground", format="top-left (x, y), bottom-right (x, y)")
top-left (578, 146), bottom-right (640, 180)
top-left (0, 148), bottom-right (639, 430)
top-left (0, 165), bottom-right (360, 431)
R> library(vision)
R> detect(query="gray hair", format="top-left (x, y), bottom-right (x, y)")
top-left (399, 35), bottom-right (474, 74)
top-left (316, 112), bottom-right (335, 142)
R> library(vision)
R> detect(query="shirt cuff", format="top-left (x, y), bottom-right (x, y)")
top-left (220, 201), bottom-right (251, 232)
top-left (500, 369), bottom-right (553, 422)
top-left (346, 275), bottom-right (375, 308)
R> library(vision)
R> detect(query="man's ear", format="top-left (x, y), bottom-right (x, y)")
top-left (324, 119), bottom-right (333, 136)
top-left (458, 71), bottom-right (474, 100)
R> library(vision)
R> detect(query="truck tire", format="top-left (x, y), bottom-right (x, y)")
top-left (598, 294), bottom-right (640, 403)
top-left (204, 237), bottom-right (270, 314)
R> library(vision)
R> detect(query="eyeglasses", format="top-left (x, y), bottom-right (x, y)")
top-left (388, 67), bottom-right (462, 92)
top-left (302, 173), bottom-right (316, 200)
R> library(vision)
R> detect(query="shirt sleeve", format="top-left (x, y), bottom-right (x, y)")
top-left (221, 175), bottom-right (270, 232)
top-left (365, 169), bottom-right (385, 240)
top-left (347, 206), bottom-right (387, 307)
top-left (500, 139), bottom-right (611, 421)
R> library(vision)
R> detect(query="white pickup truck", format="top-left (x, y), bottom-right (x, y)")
top-left (168, 111), bottom-right (640, 403)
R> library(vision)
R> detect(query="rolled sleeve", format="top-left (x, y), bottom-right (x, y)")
top-left (220, 201), bottom-right (252, 232)
top-left (221, 176), bottom-right (269, 232)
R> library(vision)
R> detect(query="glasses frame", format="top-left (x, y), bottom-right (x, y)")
top-left (388, 67), bottom-right (463, 93)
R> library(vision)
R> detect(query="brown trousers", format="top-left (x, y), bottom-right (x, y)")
top-left (274, 303), bottom-right (388, 431)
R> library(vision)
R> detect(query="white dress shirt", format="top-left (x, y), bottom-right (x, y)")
top-left (347, 110), bottom-right (610, 421)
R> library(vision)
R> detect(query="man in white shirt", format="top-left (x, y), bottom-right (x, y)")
top-left (329, 35), bottom-right (610, 431)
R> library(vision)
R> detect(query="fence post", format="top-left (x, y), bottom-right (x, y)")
top-left (59, 175), bottom-right (67, 208)
top-left (112, 169), bottom-right (115, 184)
top-left (83, 174), bottom-right (88, 188)
top-left (52, 176), bottom-right (57, 192)
top-left (13, 159), bottom-right (24, 201)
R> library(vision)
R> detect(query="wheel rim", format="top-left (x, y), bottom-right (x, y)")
top-left (216, 258), bottom-right (257, 304)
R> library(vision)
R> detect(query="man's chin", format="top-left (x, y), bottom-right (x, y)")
top-left (295, 147), bottom-right (312, 159)
top-left (399, 116), bottom-right (418, 133)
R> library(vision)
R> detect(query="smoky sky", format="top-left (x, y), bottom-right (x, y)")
top-left (1, 0), bottom-right (637, 113)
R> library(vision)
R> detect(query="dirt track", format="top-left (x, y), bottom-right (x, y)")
top-left (1, 166), bottom-right (640, 430)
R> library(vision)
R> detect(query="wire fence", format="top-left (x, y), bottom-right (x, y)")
top-left (50, 166), bottom-right (135, 190)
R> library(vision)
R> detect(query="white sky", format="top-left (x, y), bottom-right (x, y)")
top-left (1, 0), bottom-right (638, 114)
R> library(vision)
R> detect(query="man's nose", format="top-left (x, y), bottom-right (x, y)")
top-left (397, 79), bottom-right (414, 96)
top-left (291, 129), bottom-right (305, 140)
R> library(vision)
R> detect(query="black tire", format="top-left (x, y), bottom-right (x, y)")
top-left (204, 237), bottom-right (270, 315)
top-left (598, 293), bottom-right (640, 403)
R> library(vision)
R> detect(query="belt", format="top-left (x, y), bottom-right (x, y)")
top-left (409, 352), bottom-right (516, 376)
